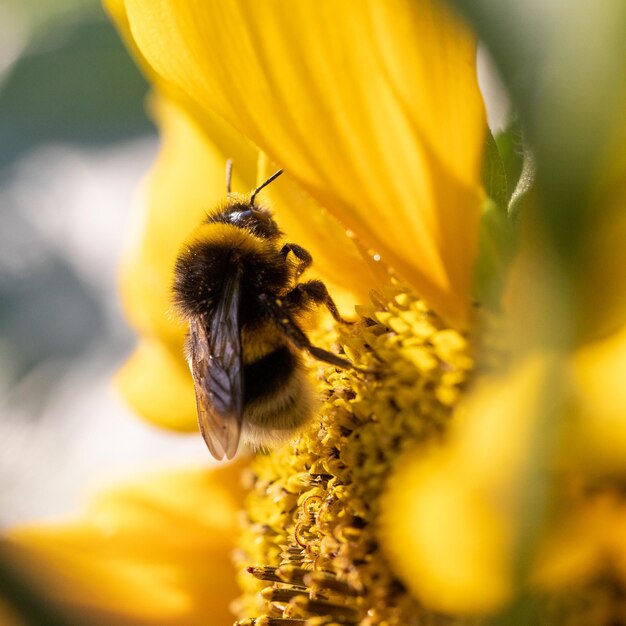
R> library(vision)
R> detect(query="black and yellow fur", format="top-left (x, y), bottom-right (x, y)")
top-left (173, 191), bottom-right (351, 457)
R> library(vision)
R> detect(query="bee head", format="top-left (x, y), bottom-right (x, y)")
top-left (213, 202), bottom-right (282, 240)
top-left (208, 165), bottom-right (285, 239)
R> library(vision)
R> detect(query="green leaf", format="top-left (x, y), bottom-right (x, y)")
top-left (482, 119), bottom-right (533, 215)
top-left (473, 196), bottom-right (518, 313)
top-left (482, 129), bottom-right (508, 211)
top-left (476, 123), bottom-right (526, 311)
top-left (494, 120), bottom-right (524, 204)
top-left (492, 119), bottom-right (535, 219)
top-left (507, 146), bottom-right (535, 220)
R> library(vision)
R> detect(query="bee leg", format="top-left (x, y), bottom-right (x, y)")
top-left (281, 243), bottom-right (312, 279)
top-left (286, 280), bottom-right (353, 324)
top-left (258, 294), bottom-right (354, 369)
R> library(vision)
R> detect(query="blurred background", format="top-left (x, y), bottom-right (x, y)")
top-left (0, 0), bottom-right (208, 527)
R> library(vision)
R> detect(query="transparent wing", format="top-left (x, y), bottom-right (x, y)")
top-left (187, 264), bottom-right (243, 460)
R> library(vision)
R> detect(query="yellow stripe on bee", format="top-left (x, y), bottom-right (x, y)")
top-left (187, 221), bottom-right (271, 256)
top-left (242, 324), bottom-right (288, 364)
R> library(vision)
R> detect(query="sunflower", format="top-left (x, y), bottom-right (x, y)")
top-left (3, 1), bottom-right (626, 624)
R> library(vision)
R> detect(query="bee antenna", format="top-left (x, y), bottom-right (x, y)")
top-left (225, 159), bottom-right (233, 195)
top-left (250, 169), bottom-right (283, 207)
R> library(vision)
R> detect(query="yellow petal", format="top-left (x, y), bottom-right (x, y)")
top-left (258, 154), bottom-right (377, 313)
top-left (124, 0), bottom-right (486, 325)
top-left (380, 449), bottom-right (513, 614)
top-left (4, 462), bottom-right (247, 626)
top-left (117, 93), bottom-right (256, 428)
top-left (533, 490), bottom-right (626, 592)
top-left (568, 323), bottom-right (626, 476)
top-left (115, 338), bottom-right (197, 431)
top-left (380, 356), bottom-right (556, 614)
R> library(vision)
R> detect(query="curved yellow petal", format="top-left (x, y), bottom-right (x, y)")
top-left (4, 462), bottom-right (247, 626)
top-left (380, 448), bottom-right (513, 614)
top-left (258, 154), bottom-right (377, 313)
top-left (115, 338), bottom-right (197, 431)
top-left (124, 0), bottom-right (486, 325)
top-left (380, 356), bottom-right (555, 614)
top-left (117, 93), bottom-right (256, 428)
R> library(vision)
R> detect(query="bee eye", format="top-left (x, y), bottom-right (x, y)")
top-left (229, 210), bottom-right (249, 223)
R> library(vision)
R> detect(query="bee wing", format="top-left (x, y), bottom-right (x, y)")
top-left (187, 264), bottom-right (243, 460)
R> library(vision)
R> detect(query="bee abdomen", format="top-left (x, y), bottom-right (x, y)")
top-left (242, 346), bottom-right (315, 445)
top-left (243, 346), bottom-right (297, 405)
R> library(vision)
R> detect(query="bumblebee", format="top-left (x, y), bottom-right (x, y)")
top-left (173, 163), bottom-right (353, 460)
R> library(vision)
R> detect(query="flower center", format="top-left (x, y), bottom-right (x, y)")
top-left (234, 283), bottom-right (474, 625)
